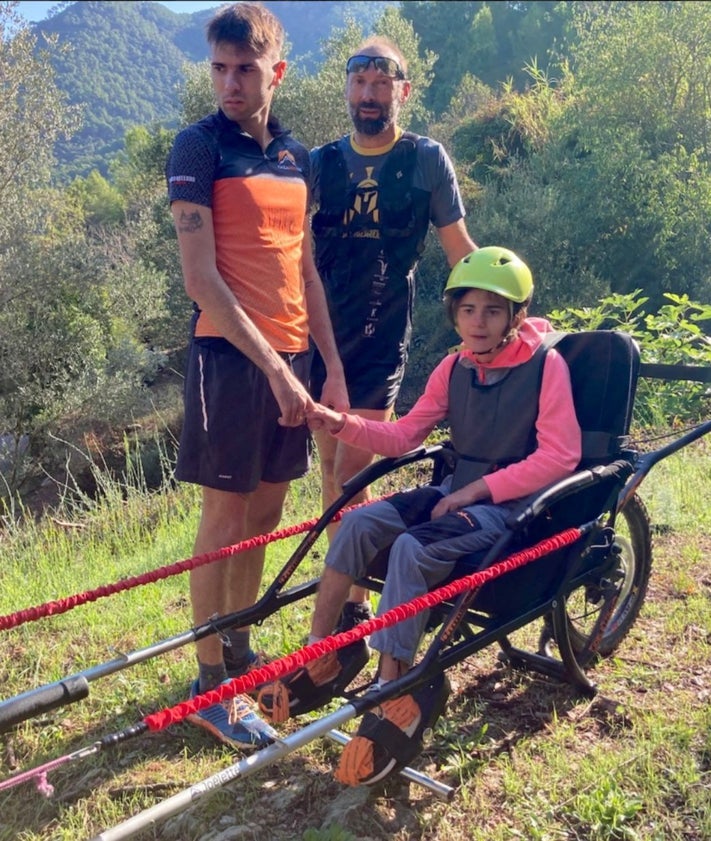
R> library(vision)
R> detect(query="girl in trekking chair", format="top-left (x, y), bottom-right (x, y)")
top-left (258, 246), bottom-right (582, 786)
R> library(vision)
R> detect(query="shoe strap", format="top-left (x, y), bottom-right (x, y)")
top-left (359, 713), bottom-right (420, 764)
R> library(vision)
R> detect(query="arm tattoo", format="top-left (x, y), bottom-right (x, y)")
top-left (177, 209), bottom-right (203, 233)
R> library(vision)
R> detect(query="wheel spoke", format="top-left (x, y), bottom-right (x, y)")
top-left (558, 494), bottom-right (653, 666)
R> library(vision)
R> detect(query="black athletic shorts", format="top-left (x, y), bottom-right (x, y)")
top-left (175, 337), bottom-right (312, 493)
top-left (310, 345), bottom-right (406, 410)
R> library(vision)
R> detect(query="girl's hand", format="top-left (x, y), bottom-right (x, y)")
top-left (431, 479), bottom-right (491, 519)
top-left (306, 403), bottom-right (346, 433)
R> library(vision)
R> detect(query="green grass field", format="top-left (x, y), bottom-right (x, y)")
top-left (0, 435), bottom-right (709, 841)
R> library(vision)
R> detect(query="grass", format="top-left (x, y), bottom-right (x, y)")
top-left (0, 433), bottom-right (710, 841)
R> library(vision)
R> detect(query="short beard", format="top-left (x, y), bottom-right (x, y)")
top-left (353, 114), bottom-right (388, 135)
top-left (349, 102), bottom-right (395, 136)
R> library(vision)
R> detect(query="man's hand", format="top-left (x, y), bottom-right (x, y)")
top-left (319, 371), bottom-right (350, 418)
top-left (268, 365), bottom-right (314, 426)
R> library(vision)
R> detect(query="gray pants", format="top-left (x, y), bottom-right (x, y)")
top-left (326, 481), bottom-right (513, 664)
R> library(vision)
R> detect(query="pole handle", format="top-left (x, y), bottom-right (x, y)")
top-left (0, 676), bottom-right (89, 733)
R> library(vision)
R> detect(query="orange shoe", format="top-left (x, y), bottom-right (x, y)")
top-left (257, 640), bottom-right (370, 724)
top-left (335, 672), bottom-right (450, 786)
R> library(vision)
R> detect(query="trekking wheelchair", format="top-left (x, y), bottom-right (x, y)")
top-left (169, 327), bottom-right (708, 786)
top-left (236, 327), bottom-right (708, 773)
top-left (1, 329), bottom-right (709, 840)
top-left (351, 328), bottom-right (653, 706)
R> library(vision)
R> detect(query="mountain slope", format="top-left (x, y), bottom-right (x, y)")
top-left (30, 0), bottom-right (394, 179)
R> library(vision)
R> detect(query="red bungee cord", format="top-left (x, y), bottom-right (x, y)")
top-left (0, 525), bottom-right (583, 798)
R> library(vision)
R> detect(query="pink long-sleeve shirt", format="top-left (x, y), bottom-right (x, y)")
top-left (334, 319), bottom-right (582, 504)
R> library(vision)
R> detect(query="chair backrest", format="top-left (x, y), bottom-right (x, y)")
top-left (544, 330), bottom-right (640, 467)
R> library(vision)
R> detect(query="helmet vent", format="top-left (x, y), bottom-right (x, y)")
top-left (444, 246), bottom-right (533, 305)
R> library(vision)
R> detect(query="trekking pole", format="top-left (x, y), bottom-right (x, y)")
top-left (90, 706), bottom-right (454, 841)
top-left (0, 450), bottom-right (434, 731)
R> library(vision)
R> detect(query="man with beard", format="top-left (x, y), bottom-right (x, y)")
top-left (308, 36), bottom-right (477, 633)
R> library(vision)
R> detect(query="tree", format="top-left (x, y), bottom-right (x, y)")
top-left (67, 169), bottom-right (125, 226)
top-left (555, 1), bottom-right (711, 308)
top-left (109, 125), bottom-right (188, 353)
top-left (402, 1), bottom-right (574, 116)
top-left (435, 62), bottom-right (606, 317)
top-left (0, 1), bottom-right (83, 491)
top-left (177, 58), bottom-right (214, 127)
top-left (0, 3), bottom-right (173, 503)
top-left (444, 1), bottom-right (711, 319)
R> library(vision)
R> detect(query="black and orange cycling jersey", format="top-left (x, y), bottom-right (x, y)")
top-left (167, 110), bottom-right (311, 354)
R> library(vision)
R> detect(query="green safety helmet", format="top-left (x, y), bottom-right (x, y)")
top-left (444, 246), bottom-right (533, 304)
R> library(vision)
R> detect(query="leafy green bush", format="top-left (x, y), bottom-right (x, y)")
top-left (549, 291), bottom-right (711, 427)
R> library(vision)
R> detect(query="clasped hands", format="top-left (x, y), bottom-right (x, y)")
top-left (277, 399), bottom-right (346, 430)
top-left (305, 402), bottom-right (346, 433)
top-left (276, 394), bottom-right (346, 431)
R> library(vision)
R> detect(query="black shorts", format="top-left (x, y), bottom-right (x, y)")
top-left (175, 337), bottom-right (312, 493)
top-left (310, 346), bottom-right (406, 410)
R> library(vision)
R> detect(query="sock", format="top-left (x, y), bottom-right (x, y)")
top-left (365, 677), bottom-right (390, 693)
top-left (307, 634), bottom-right (323, 646)
top-left (198, 661), bottom-right (228, 693)
top-left (222, 628), bottom-right (252, 675)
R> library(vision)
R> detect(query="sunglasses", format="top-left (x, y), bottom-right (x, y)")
top-left (345, 55), bottom-right (405, 80)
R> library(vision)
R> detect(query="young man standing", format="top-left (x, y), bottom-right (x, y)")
top-left (309, 36), bottom-right (477, 629)
top-left (166, 2), bottom-right (347, 750)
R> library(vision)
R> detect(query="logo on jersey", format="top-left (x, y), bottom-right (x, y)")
top-left (350, 166), bottom-right (378, 222)
top-left (277, 150), bottom-right (298, 170)
top-left (168, 174), bottom-right (196, 185)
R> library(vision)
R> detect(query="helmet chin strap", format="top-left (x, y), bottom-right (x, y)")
top-left (471, 343), bottom-right (499, 358)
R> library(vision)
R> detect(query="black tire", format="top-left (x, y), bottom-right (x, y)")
top-left (561, 493), bottom-right (653, 667)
